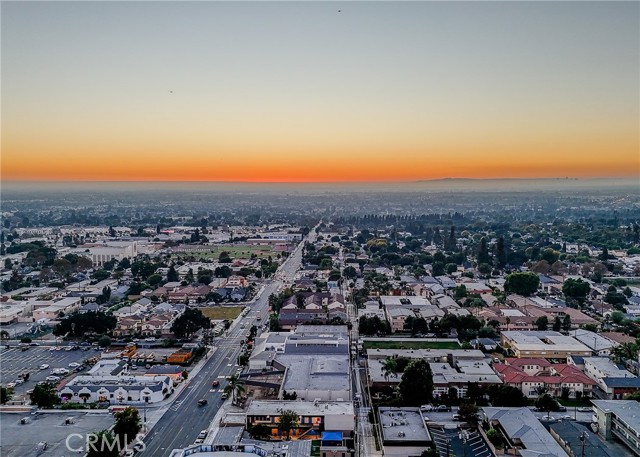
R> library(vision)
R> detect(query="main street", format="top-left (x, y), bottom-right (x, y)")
top-left (138, 230), bottom-right (312, 456)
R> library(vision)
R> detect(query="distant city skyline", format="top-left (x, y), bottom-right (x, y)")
top-left (2, 1), bottom-right (638, 182)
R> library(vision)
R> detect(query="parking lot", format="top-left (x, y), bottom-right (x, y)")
top-left (0, 346), bottom-right (98, 397)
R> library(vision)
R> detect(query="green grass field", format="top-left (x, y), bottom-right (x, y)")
top-left (180, 244), bottom-right (274, 260)
top-left (363, 340), bottom-right (460, 350)
top-left (201, 306), bottom-right (244, 320)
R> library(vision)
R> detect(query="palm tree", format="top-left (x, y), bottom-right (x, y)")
top-left (278, 409), bottom-right (300, 440)
top-left (381, 358), bottom-right (397, 382)
top-left (224, 374), bottom-right (245, 403)
top-left (534, 386), bottom-right (548, 397)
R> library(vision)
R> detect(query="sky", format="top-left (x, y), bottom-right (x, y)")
top-left (2, 1), bottom-right (639, 183)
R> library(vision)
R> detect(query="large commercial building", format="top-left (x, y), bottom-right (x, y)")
top-left (247, 325), bottom-right (351, 401)
top-left (378, 407), bottom-right (432, 457)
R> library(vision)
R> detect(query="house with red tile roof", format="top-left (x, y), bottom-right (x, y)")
top-left (495, 357), bottom-right (595, 398)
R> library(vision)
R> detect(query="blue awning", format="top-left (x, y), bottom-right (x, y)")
top-left (321, 431), bottom-right (343, 442)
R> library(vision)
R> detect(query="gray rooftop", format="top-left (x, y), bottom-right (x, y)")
top-left (278, 353), bottom-right (351, 398)
top-left (379, 407), bottom-right (432, 444)
top-left (483, 407), bottom-right (569, 457)
top-left (592, 400), bottom-right (640, 432)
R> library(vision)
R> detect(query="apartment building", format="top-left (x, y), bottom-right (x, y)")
top-left (592, 400), bottom-right (640, 456)
top-left (500, 331), bottom-right (592, 360)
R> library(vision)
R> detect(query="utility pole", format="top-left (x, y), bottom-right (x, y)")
top-left (579, 431), bottom-right (587, 457)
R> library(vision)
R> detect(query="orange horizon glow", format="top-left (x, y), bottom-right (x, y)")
top-left (2, 1), bottom-right (638, 184)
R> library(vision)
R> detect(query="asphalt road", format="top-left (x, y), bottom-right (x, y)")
top-left (138, 233), bottom-right (309, 456)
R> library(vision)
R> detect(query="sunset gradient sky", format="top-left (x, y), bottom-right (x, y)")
top-left (2, 1), bottom-right (639, 182)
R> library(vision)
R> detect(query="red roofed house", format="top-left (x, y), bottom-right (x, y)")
top-left (495, 358), bottom-right (595, 399)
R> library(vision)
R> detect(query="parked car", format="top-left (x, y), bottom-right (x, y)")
top-left (436, 405), bottom-right (451, 412)
top-left (68, 362), bottom-right (80, 368)
top-left (39, 364), bottom-right (50, 370)
top-left (45, 376), bottom-right (61, 383)
top-left (577, 407), bottom-right (592, 412)
top-left (221, 392), bottom-right (229, 400)
top-left (197, 430), bottom-right (208, 439)
top-left (452, 414), bottom-right (461, 421)
top-left (420, 404), bottom-right (434, 412)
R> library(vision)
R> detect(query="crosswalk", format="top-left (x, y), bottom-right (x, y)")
top-left (168, 400), bottom-right (184, 411)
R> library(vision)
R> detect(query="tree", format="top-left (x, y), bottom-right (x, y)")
top-left (170, 308), bottom-right (211, 338)
top-left (458, 402), bottom-right (479, 424)
top-left (30, 382), bottom-right (58, 408)
top-left (381, 358), bottom-right (398, 382)
top-left (562, 278), bottom-right (591, 306)
top-left (604, 286), bottom-right (629, 307)
top-left (495, 236), bottom-right (507, 268)
top-left (86, 429), bottom-right (120, 457)
top-left (53, 312), bottom-right (116, 338)
top-left (486, 385), bottom-right (528, 407)
top-left (181, 369), bottom-right (189, 380)
top-left (421, 449), bottom-right (438, 457)
top-left (278, 410), bottom-right (300, 440)
top-left (399, 359), bottom-right (433, 406)
top-left (562, 314), bottom-right (572, 331)
top-left (97, 335), bottom-right (112, 347)
top-left (113, 407), bottom-right (142, 446)
top-left (477, 263), bottom-right (492, 277)
top-left (535, 316), bottom-right (549, 331)
top-left (612, 342), bottom-right (639, 365)
top-left (224, 374), bottom-right (245, 403)
top-left (504, 272), bottom-right (540, 296)
top-left (536, 393), bottom-right (559, 414)
top-left (432, 261), bottom-right (445, 277)
top-left (445, 263), bottom-right (458, 274)
top-left (147, 274), bottom-right (163, 286)
top-left (1, 386), bottom-right (11, 404)
top-left (477, 237), bottom-right (491, 265)
top-left (611, 310), bottom-right (626, 325)
top-left (486, 428), bottom-right (503, 448)
top-left (248, 423), bottom-right (270, 440)
top-left (343, 266), bottom-right (357, 280)
top-left (167, 264), bottom-right (179, 282)
top-left (92, 269), bottom-right (111, 281)
top-left (454, 285), bottom-right (468, 299)
top-left (552, 316), bottom-right (562, 332)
